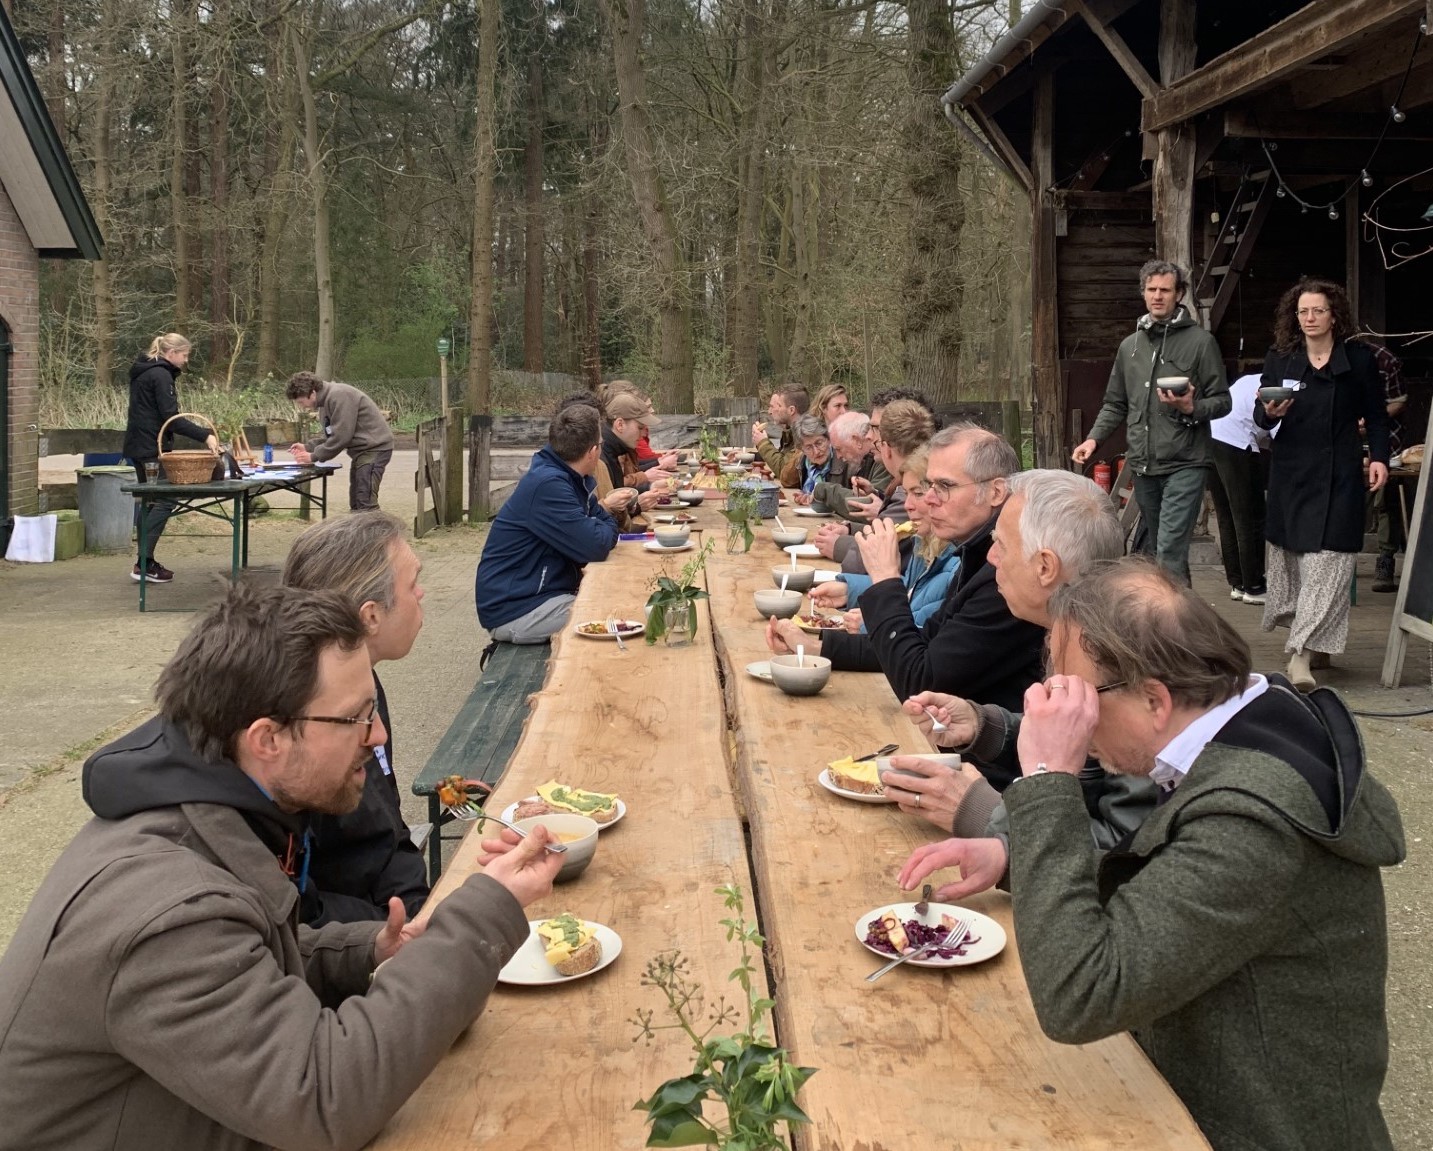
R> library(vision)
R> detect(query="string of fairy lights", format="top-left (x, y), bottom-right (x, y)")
top-left (1259, 17), bottom-right (1427, 220)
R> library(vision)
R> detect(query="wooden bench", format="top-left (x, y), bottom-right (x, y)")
top-left (411, 642), bottom-right (551, 880)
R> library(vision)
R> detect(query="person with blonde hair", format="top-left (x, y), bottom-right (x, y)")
top-left (122, 333), bottom-right (218, 585)
top-left (813, 382), bottom-right (849, 424)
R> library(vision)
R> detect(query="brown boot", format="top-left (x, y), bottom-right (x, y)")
top-left (1288, 651), bottom-right (1316, 692)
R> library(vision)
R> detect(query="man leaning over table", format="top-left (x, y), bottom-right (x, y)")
top-left (908, 557), bottom-right (1403, 1151)
top-left (767, 423), bottom-right (1044, 719)
top-left (0, 583), bottom-right (561, 1151)
top-left (879, 469), bottom-right (1149, 893)
top-left (286, 371), bottom-right (396, 512)
top-left (475, 403), bottom-right (622, 653)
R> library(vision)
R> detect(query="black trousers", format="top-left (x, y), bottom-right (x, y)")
top-left (1208, 440), bottom-right (1269, 592)
top-left (131, 460), bottom-right (174, 561)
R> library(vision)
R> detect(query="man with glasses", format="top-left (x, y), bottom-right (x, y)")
top-left (766, 424), bottom-right (1045, 715)
top-left (0, 583), bottom-right (562, 1148)
top-left (1071, 260), bottom-right (1230, 583)
top-left (903, 557), bottom-right (1403, 1151)
top-left (798, 410), bottom-right (890, 520)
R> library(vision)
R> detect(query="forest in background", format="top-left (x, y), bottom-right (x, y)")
top-left (15, 0), bottom-right (1031, 416)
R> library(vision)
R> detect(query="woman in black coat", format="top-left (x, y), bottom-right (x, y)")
top-left (123, 332), bottom-right (217, 584)
top-left (1254, 278), bottom-right (1388, 690)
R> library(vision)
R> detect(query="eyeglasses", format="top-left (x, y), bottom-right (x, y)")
top-left (1095, 680), bottom-right (1128, 694)
top-left (279, 698), bottom-right (380, 733)
top-left (1296, 307), bottom-right (1330, 317)
top-left (868, 422), bottom-right (882, 444)
top-left (915, 476), bottom-right (983, 504)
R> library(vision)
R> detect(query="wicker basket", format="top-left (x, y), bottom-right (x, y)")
top-left (158, 413), bottom-right (220, 485)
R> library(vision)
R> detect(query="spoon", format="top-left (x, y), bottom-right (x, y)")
top-left (790, 552), bottom-right (798, 572)
top-left (915, 883), bottom-right (932, 917)
top-left (797, 644), bottom-right (805, 668)
top-left (924, 705), bottom-right (948, 734)
top-left (775, 514), bottom-right (789, 532)
top-left (780, 573), bottom-right (789, 592)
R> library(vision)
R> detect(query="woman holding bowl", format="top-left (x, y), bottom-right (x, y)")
top-left (1255, 278), bottom-right (1388, 690)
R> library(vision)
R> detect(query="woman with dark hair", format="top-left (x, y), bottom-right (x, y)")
top-left (1255, 278), bottom-right (1388, 690)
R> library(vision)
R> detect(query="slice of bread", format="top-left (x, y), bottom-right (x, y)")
top-left (513, 798), bottom-right (553, 821)
top-left (828, 756), bottom-right (884, 795)
top-left (536, 781), bottom-right (620, 824)
top-left (537, 913), bottom-right (602, 976)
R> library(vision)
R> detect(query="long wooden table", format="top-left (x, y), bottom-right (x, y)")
top-left (368, 505), bottom-right (1209, 1149)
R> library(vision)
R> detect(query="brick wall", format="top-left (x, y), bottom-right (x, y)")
top-left (0, 177), bottom-right (41, 516)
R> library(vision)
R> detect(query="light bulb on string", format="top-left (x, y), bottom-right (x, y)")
top-left (1362, 170), bottom-right (1374, 187)
top-left (1328, 206), bottom-right (1339, 220)
top-left (1391, 104), bottom-right (1406, 123)
top-left (1276, 185), bottom-right (1287, 198)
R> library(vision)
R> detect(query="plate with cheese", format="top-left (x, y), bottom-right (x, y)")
top-left (818, 757), bottom-right (897, 804)
top-left (502, 781), bottom-right (626, 830)
top-left (499, 913), bottom-right (623, 985)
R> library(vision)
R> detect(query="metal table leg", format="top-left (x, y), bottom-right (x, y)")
top-left (137, 494), bottom-right (148, 613)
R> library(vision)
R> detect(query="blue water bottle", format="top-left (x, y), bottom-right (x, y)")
top-left (263, 443), bottom-right (274, 464)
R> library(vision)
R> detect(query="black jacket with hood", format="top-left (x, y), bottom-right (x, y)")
top-left (123, 356), bottom-right (211, 462)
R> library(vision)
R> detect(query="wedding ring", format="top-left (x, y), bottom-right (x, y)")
top-left (1050, 682), bottom-right (1067, 690)
top-left (914, 793), bottom-right (922, 808)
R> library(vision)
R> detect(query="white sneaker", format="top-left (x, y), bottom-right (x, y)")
top-left (1242, 590), bottom-right (1266, 605)
top-left (1230, 587), bottom-right (1245, 600)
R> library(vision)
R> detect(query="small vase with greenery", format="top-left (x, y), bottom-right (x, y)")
top-left (644, 538), bottom-right (713, 646)
top-left (632, 883), bottom-right (816, 1149)
top-left (699, 425), bottom-right (722, 467)
top-left (721, 485), bottom-right (758, 554)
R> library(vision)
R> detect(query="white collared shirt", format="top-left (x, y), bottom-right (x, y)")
top-left (1150, 674), bottom-right (1269, 793)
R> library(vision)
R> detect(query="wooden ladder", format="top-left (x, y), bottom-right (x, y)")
top-left (1195, 170), bottom-right (1277, 333)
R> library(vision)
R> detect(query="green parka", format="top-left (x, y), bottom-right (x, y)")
top-left (1005, 687), bottom-right (1403, 1151)
top-left (1088, 306), bottom-right (1230, 475)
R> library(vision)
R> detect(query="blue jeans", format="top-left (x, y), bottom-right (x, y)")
top-left (1133, 467), bottom-right (1208, 584)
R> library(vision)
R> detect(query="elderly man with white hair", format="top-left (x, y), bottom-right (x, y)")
top-left (800, 410), bottom-right (890, 520)
top-left (876, 468), bottom-right (1152, 896)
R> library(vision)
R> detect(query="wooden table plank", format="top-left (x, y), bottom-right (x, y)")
top-left (367, 536), bottom-right (762, 1150)
top-left (702, 526), bottom-right (1210, 1150)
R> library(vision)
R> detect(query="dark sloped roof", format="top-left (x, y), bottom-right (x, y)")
top-left (0, 4), bottom-right (102, 260)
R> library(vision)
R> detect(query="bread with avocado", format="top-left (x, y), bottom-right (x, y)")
top-left (827, 755), bottom-right (884, 795)
top-left (537, 913), bottom-right (603, 976)
top-left (531, 781), bottom-right (620, 823)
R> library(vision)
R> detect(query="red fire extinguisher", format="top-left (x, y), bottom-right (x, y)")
top-left (1092, 461), bottom-right (1112, 493)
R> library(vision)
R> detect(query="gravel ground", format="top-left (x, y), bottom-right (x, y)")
top-left (1, 466), bottom-right (1430, 1147)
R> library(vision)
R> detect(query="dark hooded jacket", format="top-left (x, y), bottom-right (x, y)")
top-left (1006, 682), bottom-right (1404, 1151)
top-left (302, 675), bottom-right (430, 926)
top-left (0, 716), bottom-right (527, 1151)
top-left (123, 356), bottom-right (211, 462)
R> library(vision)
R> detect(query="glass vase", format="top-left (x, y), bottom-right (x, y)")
top-left (663, 601), bottom-right (695, 647)
top-left (726, 521), bottom-right (751, 554)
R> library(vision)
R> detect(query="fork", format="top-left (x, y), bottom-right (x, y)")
top-left (865, 918), bottom-right (970, 983)
top-left (440, 806), bottom-right (569, 854)
top-left (606, 615), bottom-right (628, 652)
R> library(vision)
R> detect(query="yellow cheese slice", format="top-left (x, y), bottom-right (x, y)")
top-left (535, 781), bottom-right (618, 816)
top-left (537, 913), bottom-right (595, 964)
top-left (827, 756), bottom-right (881, 787)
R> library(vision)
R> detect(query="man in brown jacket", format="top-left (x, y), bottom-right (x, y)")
top-left (0, 583), bottom-right (560, 1151)
top-left (287, 371), bottom-right (397, 511)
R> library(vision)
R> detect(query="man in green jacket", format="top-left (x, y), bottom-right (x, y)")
top-left (750, 384), bottom-right (808, 486)
top-left (916, 557), bottom-right (1403, 1151)
top-left (1072, 261), bottom-right (1230, 582)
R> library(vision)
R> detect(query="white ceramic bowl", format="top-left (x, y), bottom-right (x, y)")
top-left (771, 527), bottom-right (809, 547)
top-left (754, 589), bottom-right (804, 620)
top-left (514, 813), bottom-right (600, 883)
top-left (654, 526), bottom-right (691, 548)
top-left (771, 565), bottom-right (815, 593)
top-left (768, 654), bottom-right (832, 696)
top-left (676, 490), bottom-right (705, 506)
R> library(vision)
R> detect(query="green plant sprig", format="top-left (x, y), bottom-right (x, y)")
top-left (644, 538), bottom-right (714, 645)
top-left (632, 884), bottom-right (816, 1149)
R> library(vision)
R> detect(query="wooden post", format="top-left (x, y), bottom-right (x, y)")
top-left (443, 406), bottom-right (464, 525)
top-left (1030, 70), bottom-right (1062, 468)
top-left (1153, 0), bottom-right (1197, 276)
top-left (469, 414), bottom-right (493, 522)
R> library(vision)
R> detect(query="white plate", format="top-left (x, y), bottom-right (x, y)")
top-left (782, 543), bottom-right (821, 557)
top-left (746, 660), bottom-right (774, 682)
top-left (854, 902), bottom-right (1006, 969)
top-left (498, 921), bottom-right (623, 985)
top-left (652, 514), bottom-right (699, 525)
top-left (573, 620), bottom-right (644, 639)
top-left (811, 570), bottom-right (842, 584)
top-left (313, 461), bottom-right (341, 469)
top-left (818, 767), bottom-right (894, 804)
top-left (644, 540), bottom-right (695, 554)
top-left (501, 797), bottom-right (628, 831)
top-left (793, 507), bottom-right (833, 518)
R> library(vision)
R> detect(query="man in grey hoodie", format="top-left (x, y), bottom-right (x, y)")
top-left (1073, 260), bottom-right (1230, 582)
top-left (287, 371), bottom-right (396, 511)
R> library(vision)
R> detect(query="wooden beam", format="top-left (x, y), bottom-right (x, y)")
top-left (1141, 0), bottom-right (1423, 131)
top-left (968, 104), bottom-right (1035, 192)
top-left (1153, 0), bottom-right (1196, 274)
top-left (946, 104), bottom-right (1032, 191)
top-left (1288, 17), bottom-right (1427, 108)
top-left (1224, 105), bottom-right (1433, 139)
top-left (1061, 190), bottom-right (1151, 211)
top-left (1030, 71), bottom-right (1062, 468)
top-left (1070, 130), bottom-right (1137, 191)
top-left (1073, 0), bottom-right (1159, 100)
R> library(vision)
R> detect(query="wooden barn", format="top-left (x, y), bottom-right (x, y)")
top-left (943, 0), bottom-right (1433, 466)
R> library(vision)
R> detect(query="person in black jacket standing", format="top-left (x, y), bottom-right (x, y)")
top-left (282, 511), bottom-right (431, 923)
top-left (122, 333), bottom-right (218, 584)
top-left (1254, 279), bottom-right (1389, 691)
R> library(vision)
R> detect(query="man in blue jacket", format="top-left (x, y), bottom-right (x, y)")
top-left (475, 404), bottom-right (621, 649)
